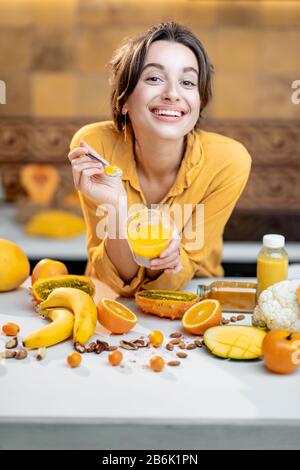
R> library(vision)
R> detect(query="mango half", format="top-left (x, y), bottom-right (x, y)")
top-left (204, 325), bottom-right (266, 360)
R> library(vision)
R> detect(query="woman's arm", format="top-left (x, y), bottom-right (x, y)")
top-left (105, 201), bottom-right (140, 283)
top-left (68, 139), bottom-right (144, 293)
top-left (141, 152), bottom-right (252, 291)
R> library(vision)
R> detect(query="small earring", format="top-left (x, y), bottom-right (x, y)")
top-left (122, 109), bottom-right (127, 143)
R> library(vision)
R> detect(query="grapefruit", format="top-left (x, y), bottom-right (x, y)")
top-left (0, 239), bottom-right (30, 292)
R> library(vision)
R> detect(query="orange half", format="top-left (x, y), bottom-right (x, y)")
top-left (97, 298), bottom-right (137, 334)
top-left (182, 299), bottom-right (222, 335)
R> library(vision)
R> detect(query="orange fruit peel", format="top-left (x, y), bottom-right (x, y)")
top-left (182, 299), bottom-right (222, 335)
top-left (97, 298), bottom-right (137, 334)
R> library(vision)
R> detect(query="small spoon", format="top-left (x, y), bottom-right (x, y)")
top-left (86, 151), bottom-right (123, 178)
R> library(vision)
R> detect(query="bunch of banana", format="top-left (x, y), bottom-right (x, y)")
top-left (23, 288), bottom-right (97, 349)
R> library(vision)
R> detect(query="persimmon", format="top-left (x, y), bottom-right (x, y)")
top-left (31, 258), bottom-right (68, 285)
top-left (263, 329), bottom-right (300, 374)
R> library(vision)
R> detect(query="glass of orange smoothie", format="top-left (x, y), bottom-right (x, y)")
top-left (126, 208), bottom-right (177, 267)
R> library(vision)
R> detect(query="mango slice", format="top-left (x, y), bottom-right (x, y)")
top-left (203, 325), bottom-right (266, 360)
top-left (25, 210), bottom-right (85, 238)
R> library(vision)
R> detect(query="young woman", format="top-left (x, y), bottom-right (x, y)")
top-left (68, 21), bottom-right (251, 297)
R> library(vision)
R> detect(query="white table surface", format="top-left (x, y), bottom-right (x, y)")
top-left (1, 203), bottom-right (299, 263)
top-left (1, 276), bottom-right (300, 450)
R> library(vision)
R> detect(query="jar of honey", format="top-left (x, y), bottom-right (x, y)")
top-left (197, 281), bottom-right (257, 313)
top-left (256, 234), bottom-right (288, 299)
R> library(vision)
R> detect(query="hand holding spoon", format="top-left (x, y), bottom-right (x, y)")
top-left (86, 151), bottom-right (123, 178)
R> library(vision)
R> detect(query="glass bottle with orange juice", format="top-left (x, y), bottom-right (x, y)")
top-left (197, 280), bottom-right (257, 313)
top-left (256, 234), bottom-right (288, 299)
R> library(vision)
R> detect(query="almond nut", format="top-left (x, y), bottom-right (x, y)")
top-left (166, 343), bottom-right (174, 351)
top-left (167, 360), bottom-right (181, 366)
top-left (176, 352), bottom-right (187, 358)
top-left (186, 343), bottom-right (196, 350)
top-left (237, 314), bottom-right (245, 321)
top-left (169, 338), bottom-right (181, 345)
top-left (169, 332), bottom-right (182, 339)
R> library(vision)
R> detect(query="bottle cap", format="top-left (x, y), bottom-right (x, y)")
top-left (263, 234), bottom-right (285, 249)
top-left (197, 284), bottom-right (206, 298)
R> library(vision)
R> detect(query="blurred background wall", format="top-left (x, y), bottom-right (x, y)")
top-left (0, 0), bottom-right (299, 268)
top-left (1, 0), bottom-right (300, 119)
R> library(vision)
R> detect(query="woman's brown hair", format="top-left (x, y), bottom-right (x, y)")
top-left (108, 21), bottom-right (214, 132)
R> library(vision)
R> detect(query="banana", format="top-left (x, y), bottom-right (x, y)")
top-left (39, 287), bottom-right (97, 344)
top-left (23, 308), bottom-right (74, 349)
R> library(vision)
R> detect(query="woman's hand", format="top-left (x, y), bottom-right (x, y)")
top-left (68, 140), bottom-right (126, 207)
top-left (147, 234), bottom-right (182, 276)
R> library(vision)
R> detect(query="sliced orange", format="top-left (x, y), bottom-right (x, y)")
top-left (182, 299), bottom-right (222, 335)
top-left (97, 298), bottom-right (137, 334)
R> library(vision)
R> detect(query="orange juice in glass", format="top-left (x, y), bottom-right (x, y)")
top-left (126, 209), bottom-right (176, 267)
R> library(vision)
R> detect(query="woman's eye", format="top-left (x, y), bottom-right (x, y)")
top-left (145, 76), bottom-right (162, 83)
top-left (182, 80), bottom-right (196, 87)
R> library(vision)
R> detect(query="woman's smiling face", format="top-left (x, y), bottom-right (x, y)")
top-left (125, 40), bottom-right (201, 141)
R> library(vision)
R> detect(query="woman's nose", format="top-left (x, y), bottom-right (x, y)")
top-left (161, 81), bottom-right (180, 101)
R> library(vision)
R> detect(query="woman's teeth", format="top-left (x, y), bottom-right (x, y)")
top-left (152, 109), bottom-right (182, 117)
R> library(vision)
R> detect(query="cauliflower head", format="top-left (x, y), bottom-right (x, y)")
top-left (253, 280), bottom-right (300, 332)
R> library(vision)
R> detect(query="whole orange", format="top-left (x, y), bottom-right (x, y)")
top-left (263, 329), bottom-right (300, 374)
top-left (31, 258), bottom-right (68, 285)
top-left (0, 239), bottom-right (30, 292)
